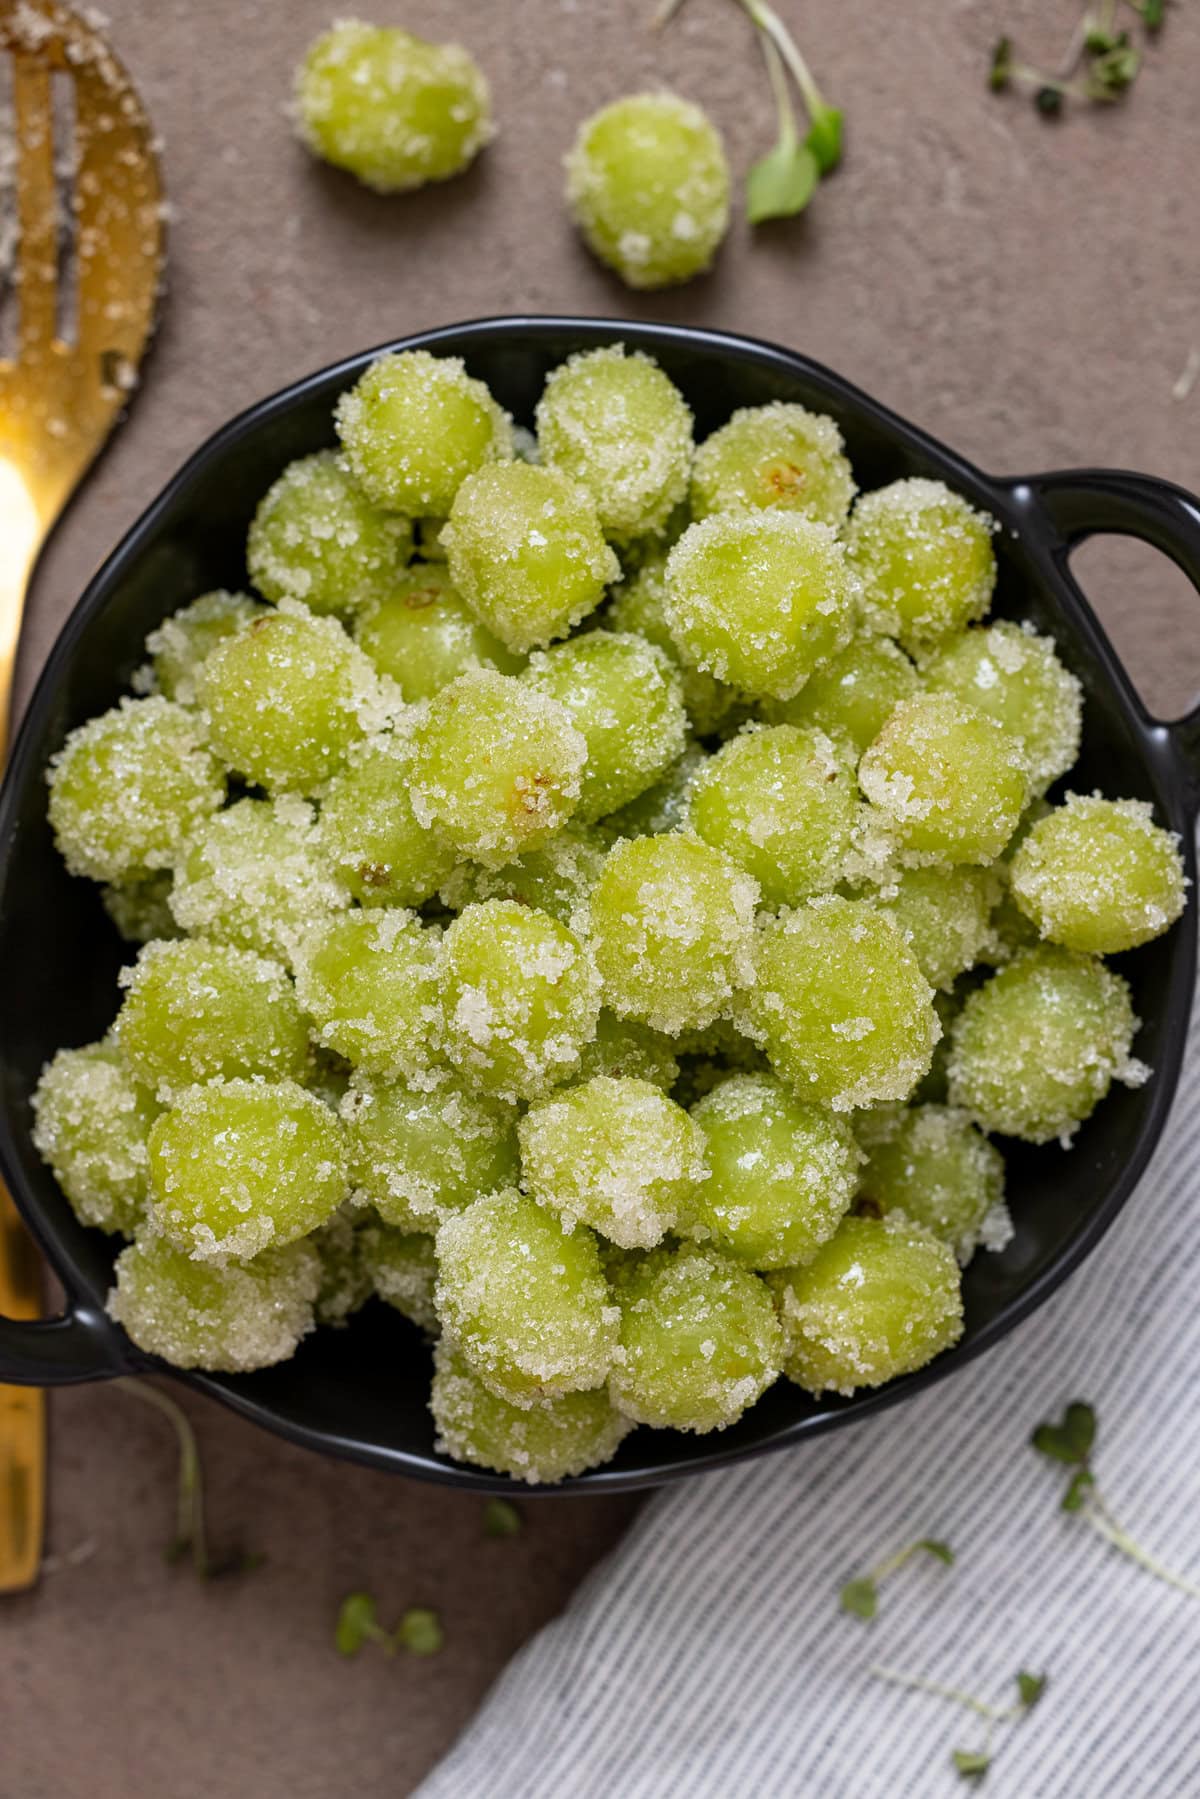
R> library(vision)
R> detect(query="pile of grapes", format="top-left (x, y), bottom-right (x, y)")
top-left (32, 344), bottom-right (1186, 1483)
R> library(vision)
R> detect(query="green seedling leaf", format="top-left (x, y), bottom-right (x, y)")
top-left (918, 1539), bottom-right (955, 1566)
top-left (988, 37), bottom-right (1013, 91)
top-left (746, 140), bottom-right (819, 224)
top-left (840, 1576), bottom-right (878, 1620)
top-left (1086, 42), bottom-right (1141, 94)
top-left (1016, 1670), bottom-right (1047, 1708)
top-left (1138, 0), bottom-right (1165, 28)
top-left (1031, 1422), bottom-right (1080, 1464)
top-left (336, 1592), bottom-right (379, 1658)
top-left (953, 1749), bottom-right (991, 1780)
top-left (397, 1607), bottom-right (445, 1657)
top-left (805, 105), bottom-right (843, 174)
top-left (1035, 85), bottom-right (1065, 115)
top-left (483, 1498), bottom-right (523, 1539)
top-left (1062, 1468), bottom-right (1096, 1513)
top-left (1063, 1402), bottom-right (1096, 1459)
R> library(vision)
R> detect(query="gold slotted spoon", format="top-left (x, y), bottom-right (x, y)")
top-left (0, 0), bottom-right (163, 1593)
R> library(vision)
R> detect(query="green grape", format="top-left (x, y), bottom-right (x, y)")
top-left (535, 345), bottom-right (694, 541)
top-left (859, 693), bottom-right (1029, 865)
top-left (439, 900), bottom-right (600, 1102)
top-left (443, 462), bottom-right (620, 653)
top-left (523, 633), bottom-right (687, 822)
top-left (342, 1070), bottom-right (519, 1228)
top-left (353, 563), bottom-right (523, 700)
top-left (335, 350), bottom-right (513, 515)
top-left (31, 1040), bottom-right (158, 1236)
top-left (606, 553), bottom-right (740, 737)
top-left (846, 477), bottom-right (997, 654)
top-left (108, 1233), bottom-right (321, 1372)
top-left (198, 604), bottom-right (393, 795)
top-left (294, 22), bottom-right (493, 193)
top-left (576, 1012), bottom-right (680, 1091)
top-left (1009, 794), bottom-right (1186, 955)
top-left (519, 1075), bottom-right (707, 1249)
top-left (742, 896), bottom-right (938, 1111)
top-left (318, 733), bottom-right (457, 908)
top-left (434, 1188), bottom-right (618, 1403)
top-left (102, 871), bottom-right (180, 945)
top-left (689, 1072), bottom-right (860, 1271)
top-left (47, 697), bottom-right (225, 884)
top-left (772, 1212), bottom-right (963, 1396)
top-left (947, 944), bottom-right (1141, 1143)
top-left (855, 1103), bottom-right (1009, 1264)
top-left (564, 92), bottom-right (730, 290)
top-left (599, 742), bottom-right (709, 844)
top-left (690, 402), bottom-right (856, 530)
top-left (922, 620), bottom-right (1082, 795)
top-left (359, 1222), bottom-right (439, 1332)
top-left (409, 668), bottom-right (586, 867)
top-left (686, 723), bottom-right (859, 908)
top-left (148, 1077), bottom-right (349, 1262)
top-left (169, 795), bottom-right (348, 966)
top-left (247, 451), bottom-right (413, 615)
top-left (588, 833), bottom-right (758, 1034)
top-left (870, 864), bottom-right (1000, 991)
top-left (607, 1242), bottom-right (783, 1432)
top-left (431, 1340), bottom-right (630, 1483)
top-left (438, 825), bottom-right (605, 927)
top-left (663, 512), bottom-right (854, 702)
top-left (313, 1206), bottom-right (374, 1326)
top-left (143, 591), bottom-right (267, 706)
top-left (115, 938), bottom-right (309, 1099)
top-left (766, 634), bottom-right (919, 757)
top-left (292, 908), bottom-right (441, 1079)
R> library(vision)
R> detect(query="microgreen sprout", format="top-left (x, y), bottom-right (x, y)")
top-left (1033, 1401), bottom-right (1200, 1598)
top-left (869, 1664), bottom-right (1047, 1782)
top-left (988, 0), bottom-right (1160, 116)
top-left (483, 1497), bottom-right (523, 1539)
top-left (335, 1592), bottom-right (446, 1659)
top-left (840, 1537), bottom-right (955, 1621)
top-left (115, 1378), bottom-right (262, 1580)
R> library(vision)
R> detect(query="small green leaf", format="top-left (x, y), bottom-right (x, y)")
top-left (1032, 1422), bottom-right (1079, 1464)
top-left (1062, 1468), bottom-right (1095, 1513)
top-left (397, 1606), bottom-right (444, 1657)
top-left (988, 37), bottom-right (1013, 91)
top-left (917, 1539), bottom-right (955, 1566)
top-left (1063, 1402), bottom-right (1096, 1459)
top-left (1139, 0), bottom-right (1165, 29)
top-left (953, 1749), bottom-right (991, 1780)
top-left (483, 1498), bottom-right (523, 1539)
top-left (1085, 43), bottom-right (1141, 95)
top-left (746, 140), bottom-right (820, 224)
top-left (1084, 21), bottom-right (1122, 53)
top-left (1035, 85), bottom-right (1065, 116)
top-left (839, 1576), bottom-right (878, 1620)
top-left (1016, 1670), bottom-right (1047, 1708)
top-left (335, 1592), bottom-right (378, 1658)
top-left (804, 106), bottom-right (843, 175)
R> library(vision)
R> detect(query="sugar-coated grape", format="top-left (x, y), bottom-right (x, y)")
top-left (247, 451), bottom-right (413, 615)
top-left (948, 945), bottom-right (1141, 1143)
top-left (767, 633), bottom-right (919, 756)
top-left (589, 833), bottom-right (758, 1034)
top-left (148, 1078), bottom-right (349, 1262)
top-left (690, 402), bottom-right (856, 530)
top-left (115, 938), bottom-right (309, 1099)
top-left (856, 1103), bottom-right (1009, 1263)
top-left (686, 723), bottom-right (858, 908)
top-left (576, 1012), bottom-right (680, 1091)
top-left (773, 1212), bottom-right (963, 1396)
top-left (608, 1241), bottom-right (783, 1432)
top-left (564, 92), bottom-right (730, 290)
top-left (443, 462), bottom-right (619, 653)
top-left (847, 477), bottom-right (997, 654)
top-left (431, 1340), bottom-right (630, 1483)
top-left (335, 350), bottom-right (513, 515)
top-left (353, 563), bottom-right (523, 700)
top-left (535, 345), bottom-right (694, 541)
top-left (439, 826), bottom-right (605, 927)
top-left (31, 1041), bottom-right (157, 1236)
top-left (342, 1070), bottom-right (518, 1228)
top-left (664, 512), bottom-right (854, 702)
top-left (439, 900), bottom-right (600, 1101)
top-left (435, 1188), bottom-right (618, 1403)
top-left (47, 697), bottom-right (224, 883)
top-left (742, 896), bottom-right (938, 1111)
top-left (109, 1233), bottom-right (320, 1371)
top-left (313, 1206), bottom-right (374, 1326)
top-left (859, 693), bottom-right (1029, 865)
top-left (294, 22), bottom-right (493, 193)
top-left (292, 908), bottom-right (440, 1080)
top-left (922, 620), bottom-right (1082, 795)
top-left (599, 741), bottom-right (709, 843)
top-left (1009, 794), bottom-right (1186, 955)
top-left (318, 733), bottom-right (457, 908)
top-left (410, 669), bottom-right (587, 868)
top-left (689, 1072), bottom-right (860, 1270)
top-left (143, 591), bottom-right (267, 706)
top-left (519, 1076), bottom-right (707, 1249)
top-left (359, 1221), bottom-right (438, 1332)
top-left (605, 552), bottom-right (741, 736)
top-left (102, 871), bottom-right (180, 945)
top-left (870, 864), bottom-right (1000, 991)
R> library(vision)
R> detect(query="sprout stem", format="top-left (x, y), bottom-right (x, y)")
top-left (759, 26), bottom-right (798, 150)
top-left (869, 1664), bottom-right (1021, 1726)
top-left (115, 1377), bottom-right (209, 1577)
top-left (1085, 1496), bottom-right (1200, 1599)
top-left (741, 0), bottom-right (826, 120)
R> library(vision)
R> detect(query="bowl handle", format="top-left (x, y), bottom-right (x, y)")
top-left (0, 1304), bottom-right (131, 1384)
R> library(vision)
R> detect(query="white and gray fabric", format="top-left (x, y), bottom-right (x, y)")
top-left (418, 991), bottom-right (1200, 1799)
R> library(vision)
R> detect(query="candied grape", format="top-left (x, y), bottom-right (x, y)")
top-left (31, 1041), bottom-right (157, 1236)
top-left (144, 591), bottom-right (267, 706)
top-left (353, 563), bottom-right (523, 700)
top-left (359, 1222), bottom-right (439, 1332)
top-left (108, 1233), bottom-right (320, 1372)
top-left (689, 1072), bottom-right (859, 1270)
top-left (605, 552), bottom-right (740, 736)
top-left (148, 1077), bottom-right (349, 1262)
top-left (1009, 794), bottom-right (1186, 955)
top-left (342, 1070), bottom-right (518, 1228)
top-left (410, 668), bottom-right (586, 868)
top-left (947, 944), bottom-right (1141, 1144)
top-left (335, 350), bottom-right (513, 515)
top-left (439, 900), bottom-right (600, 1102)
top-left (742, 896), bottom-right (938, 1111)
top-left (443, 462), bottom-right (619, 653)
top-left (47, 697), bottom-right (224, 884)
top-left (690, 402), bottom-right (856, 529)
top-left (871, 864), bottom-right (1000, 991)
top-left (115, 938), bottom-right (309, 1099)
top-left (435, 1188), bottom-right (617, 1403)
top-left (318, 733), bottom-right (457, 908)
top-left (523, 633), bottom-right (687, 822)
top-left (564, 92), bottom-right (730, 290)
top-left (535, 345), bottom-right (694, 541)
top-left (922, 620), bottom-right (1082, 795)
top-left (439, 825), bottom-right (605, 927)
top-left (292, 908), bottom-right (440, 1080)
top-left (588, 833), bottom-right (758, 1035)
top-left (608, 1242), bottom-right (783, 1432)
top-left (247, 451), bottom-right (412, 615)
top-left (431, 1340), bottom-right (630, 1483)
top-left (663, 512), bottom-right (854, 702)
top-left (102, 871), bottom-right (180, 945)
top-left (599, 742), bottom-right (709, 844)
top-left (859, 693), bottom-right (1029, 865)
top-left (686, 723), bottom-right (858, 908)
top-left (295, 22), bottom-right (493, 193)
top-left (313, 1206), bottom-right (374, 1326)
top-left (856, 1103), bottom-right (1009, 1263)
top-left (767, 634), bottom-right (919, 757)
top-left (847, 477), bottom-right (997, 654)
top-left (576, 1012), bottom-right (680, 1091)
top-left (773, 1212), bottom-right (963, 1397)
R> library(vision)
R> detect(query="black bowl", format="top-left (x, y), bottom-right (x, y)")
top-left (3, 317), bottom-right (1200, 1494)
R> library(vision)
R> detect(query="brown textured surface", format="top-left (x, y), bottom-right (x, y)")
top-left (3, 2), bottom-right (1200, 1795)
